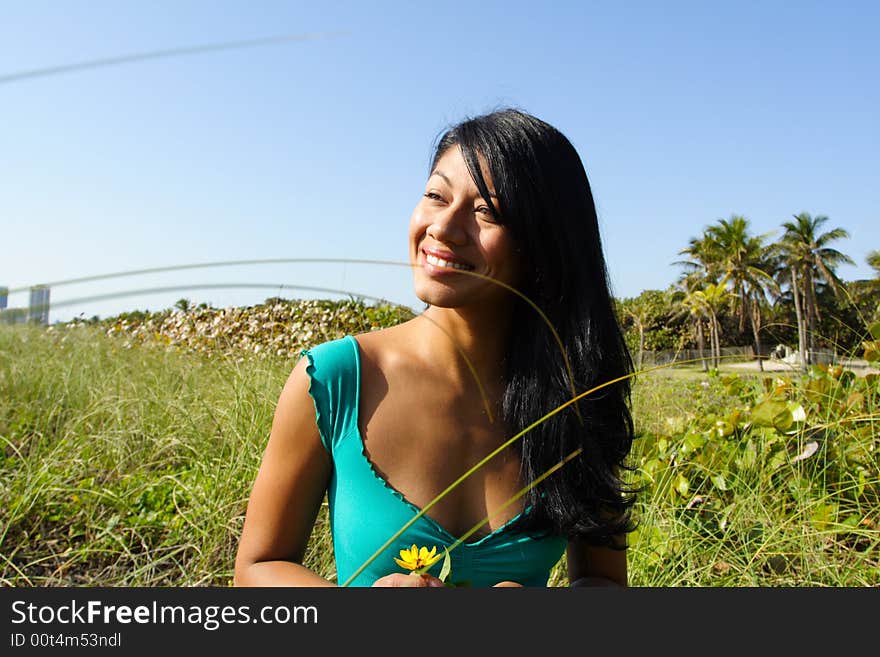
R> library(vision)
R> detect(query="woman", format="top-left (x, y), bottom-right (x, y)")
top-left (234, 108), bottom-right (636, 587)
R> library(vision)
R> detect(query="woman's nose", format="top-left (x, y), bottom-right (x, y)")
top-left (427, 205), bottom-right (468, 244)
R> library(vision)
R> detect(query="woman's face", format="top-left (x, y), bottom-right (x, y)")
top-left (409, 146), bottom-right (520, 310)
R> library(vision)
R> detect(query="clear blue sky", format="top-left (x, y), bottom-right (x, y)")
top-left (2, 0), bottom-right (878, 323)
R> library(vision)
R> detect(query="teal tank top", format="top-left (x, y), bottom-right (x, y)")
top-left (301, 336), bottom-right (567, 587)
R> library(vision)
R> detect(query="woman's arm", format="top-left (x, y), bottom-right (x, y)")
top-left (566, 536), bottom-right (628, 587)
top-left (234, 357), bottom-right (335, 586)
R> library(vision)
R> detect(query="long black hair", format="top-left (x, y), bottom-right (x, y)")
top-left (432, 108), bottom-right (637, 546)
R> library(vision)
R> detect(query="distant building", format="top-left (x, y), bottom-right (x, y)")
top-left (0, 307), bottom-right (27, 325)
top-left (28, 285), bottom-right (50, 325)
top-left (0, 285), bottom-right (53, 326)
top-left (0, 286), bottom-right (28, 325)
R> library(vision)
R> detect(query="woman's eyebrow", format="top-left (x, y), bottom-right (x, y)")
top-left (429, 170), bottom-right (451, 185)
top-left (430, 169), bottom-right (497, 198)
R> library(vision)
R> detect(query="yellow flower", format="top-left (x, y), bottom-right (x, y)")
top-left (394, 544), bottom-right (443, 572)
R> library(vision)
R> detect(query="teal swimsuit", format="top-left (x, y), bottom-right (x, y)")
top-left (301, 336), bottom-right (567, 587)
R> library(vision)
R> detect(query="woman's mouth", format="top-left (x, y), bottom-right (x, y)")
top-left (424, 251), bottom-right (475, 272)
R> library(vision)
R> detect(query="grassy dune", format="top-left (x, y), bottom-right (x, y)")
top-left (1, 316), bottom-right (877, 586)
top-left (0, 323), bottom-right (334, 585)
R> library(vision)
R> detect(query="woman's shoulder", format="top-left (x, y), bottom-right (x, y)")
top-left (298, 335), bottom-right (357, 374)
top-left (298, 322), bottom-right (416, 383)
top-left (349, 321), bottom-right (421, 370)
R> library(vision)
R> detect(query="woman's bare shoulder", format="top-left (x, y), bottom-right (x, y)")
top-left (351, 320), bottom-right (422, 369)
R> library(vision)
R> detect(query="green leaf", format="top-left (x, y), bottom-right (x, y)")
top-left (869, 321), bottom-right (880, 341)
top-left (768, 450), bottom-right (788, 471)
top-left (863, 340), bottom-right (880, 363)
top-left (772, 408), bottom-right (794, 432)
top-left (684, 431), bottom-right (707, 451)
top-left (674, 474), bottom-right (689, 497)
top-left (840, 515), bottom-right (861, 531)
top-left (438, 548), bottom-right (452, 583)
top-left (804, 377), bottom-right (831, 402)
top-left (711, 474), bottom-right (728, 491)
top-left (715, 418), bottom-right (735, 438)
top-left (810, 503), bottom-right (836, 531)
top-left (641, 458), bottom-right (662, 483)
top-left (750, 399), bottom-right (789, 428)
top-left (657, 438), bottom-right (669, 458)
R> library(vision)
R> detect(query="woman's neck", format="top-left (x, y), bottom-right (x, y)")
top-left (407, 304), bottom-right (513, 392)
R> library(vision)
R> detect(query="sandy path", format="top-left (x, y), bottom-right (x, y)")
top-left (725, 359), bottom-right (879, 375)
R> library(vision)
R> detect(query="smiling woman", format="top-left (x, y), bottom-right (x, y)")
top-left (234, 108), bottom-right (637, 588)
top-left (410, 145), bottom-right (519, 311)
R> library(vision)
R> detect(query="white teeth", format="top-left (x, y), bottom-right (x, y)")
top-left (425, 253), bottom-right (472, 271)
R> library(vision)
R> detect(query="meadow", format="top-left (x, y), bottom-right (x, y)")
top-left (1, 300), bottom-right (877, 587)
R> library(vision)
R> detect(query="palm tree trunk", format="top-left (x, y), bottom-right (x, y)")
top-left (710, 312), bottom-right (721, 368)
top-left (791, 268), bottom-right (807, 373)
top-left (696, 319), bottom-right (708, 372)
top-left (806, 276), bottom-right (819, 362)
top-left (748, 295), bottom-right (764, 372)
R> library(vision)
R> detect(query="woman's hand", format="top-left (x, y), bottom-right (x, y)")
top-left (372, 572), bottom-right (446, 587)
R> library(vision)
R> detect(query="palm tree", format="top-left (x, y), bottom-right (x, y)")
top-left (703, 216), bottom-right (778, 371)
top-left (867, 250), bottom-right (880, 322)
top-left (678, 216), bottom-right (777, 370)
top-left (676, 233), bottom-right (723, 287)
top-left (620, 297), bottom-right (650, 371)
top-left (777, 212), bottom-right (854, 370)
top-left (677, 286), bottom-right (710, 371)
top-left (700, 278), bottom-right (732, 369)
top-left (868, 250), bottom-right (880, 278)
top-left (676, 233), bottom-right (730, 370)
top-left (675, 277), bottom-right (730, 369)
top-left (619, 289), bottom-right (675, 371)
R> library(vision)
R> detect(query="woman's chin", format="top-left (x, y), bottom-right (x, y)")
top-left (413, 285), bottom-right (471, 310)
top-left (414, 289), bottom-right (458, 309)
top-left (413, 274), bottom-right (513, 311)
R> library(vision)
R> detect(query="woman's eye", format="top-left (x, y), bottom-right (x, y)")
top-left (424, 192), bottom-right (443, 201)
top-left (475, 205), bottom-right (500, 222)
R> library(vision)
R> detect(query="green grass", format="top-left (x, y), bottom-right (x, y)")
top-left (0, 324), bottom-right (333, 585)
top-left (1, 323), bottom-right (877, 586)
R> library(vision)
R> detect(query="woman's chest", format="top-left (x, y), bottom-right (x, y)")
top-left (358, 396), bottom-right (524, 538)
